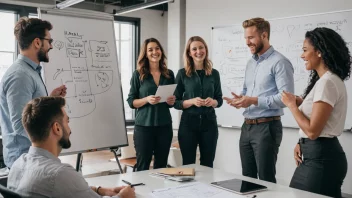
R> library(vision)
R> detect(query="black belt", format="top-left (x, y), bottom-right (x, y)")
top-left (299, 137), bottom-right (337, 144)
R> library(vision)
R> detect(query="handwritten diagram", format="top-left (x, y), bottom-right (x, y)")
top-left (51, 31), bottom-right (114, 118)
top-left (289, 56), bottom-right (309, 82)
top-left (212, 29), bottom-right (249, 93)
top-left (212, 13), bottom-right (352, 129)
top-left (213, 17), bottom-right (350, 95)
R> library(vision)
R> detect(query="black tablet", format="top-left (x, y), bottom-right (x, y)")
top-left (211, 178), bottom-right (268, 195)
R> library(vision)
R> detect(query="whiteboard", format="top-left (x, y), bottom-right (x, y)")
top-left (39, 9), bottom-right (128, 154)
top-left (212, 10), bottom-right (352, 129)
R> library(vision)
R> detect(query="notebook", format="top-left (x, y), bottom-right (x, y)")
top-left (158, 168), bottom-right (195, 176)
top-left (211, 178), bottom-right (267, 195)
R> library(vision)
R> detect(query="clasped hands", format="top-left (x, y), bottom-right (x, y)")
top-left (190, 97), bottom-right (217, 107)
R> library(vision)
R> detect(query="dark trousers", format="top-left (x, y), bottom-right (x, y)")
top-left (133, 124), bottom-right (173, 171)
top-left (178, 112), bottom-right (219, 168)
top-left (289, 137), bottom-right (348, 198)
top-left (240, 120), bottom-right (283, 183)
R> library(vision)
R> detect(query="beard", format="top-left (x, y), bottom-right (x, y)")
top-left (58, 127), bottom-right (72, 149)
top-left (37, 46), bottom-right (49, 62)
top-left (249, 40), bottom-right (264, 55)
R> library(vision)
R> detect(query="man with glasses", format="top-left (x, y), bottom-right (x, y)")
top-left (0, 17), bottom-right (67, 169)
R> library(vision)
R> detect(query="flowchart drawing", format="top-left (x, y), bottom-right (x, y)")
top-left (53, 31), bottom-right (114, 118)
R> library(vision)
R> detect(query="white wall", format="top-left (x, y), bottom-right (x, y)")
top-left (124, 9), bottom-right (168, 52)
top-left (185, 0), bottom-right (352, 194)
top-left (167, 0), bottom-right (186, 129)
top-left (105, 5), bottom-right (168, 52)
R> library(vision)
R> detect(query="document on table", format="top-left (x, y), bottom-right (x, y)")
top-left (154, 84), bottom-right (177, 103)
top-left (0, 167), bottom-right (9, 177)
top-left (150, 182), bottom-right (244, 198)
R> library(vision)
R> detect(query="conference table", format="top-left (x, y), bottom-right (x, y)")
top-left (85, 164), bottom-right (328, 198)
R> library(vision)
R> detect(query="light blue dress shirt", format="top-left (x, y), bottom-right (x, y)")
top-left (241, 46), bottom-right (294, 119)
top-left (0, 54), bottom-right (47, 168)
top-left (8, 146), bottom-right (119, 198)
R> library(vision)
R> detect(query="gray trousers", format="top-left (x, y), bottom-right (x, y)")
top-left (239, 120), bottom-right (283, 183)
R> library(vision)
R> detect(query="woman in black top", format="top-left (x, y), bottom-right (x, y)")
top-left (127, 38), bottom-right (175, 171)
top-left (174, 36), bottom-right (223, 168)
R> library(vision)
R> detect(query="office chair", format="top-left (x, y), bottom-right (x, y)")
top-left (0, 184), bottom-right (22, 198)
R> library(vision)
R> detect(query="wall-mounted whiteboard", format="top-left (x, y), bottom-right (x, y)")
top-left (212, 10), bottom-right (352, 129)
top-left (39, 8), bottom-right (128, 154)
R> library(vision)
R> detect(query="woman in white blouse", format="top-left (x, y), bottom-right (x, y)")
top-left (281, 27), bottom-right (350, 198)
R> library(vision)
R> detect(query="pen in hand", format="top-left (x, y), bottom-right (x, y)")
top-left (122, 179), bottom-right (145, 187)
top-left (122, 179), bottom-right (132, 185)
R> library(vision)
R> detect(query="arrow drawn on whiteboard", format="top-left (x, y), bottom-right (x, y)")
top-left (287, 25), bottom-right (295, 38)
top-left (53, 68), bottom-right (63, 80)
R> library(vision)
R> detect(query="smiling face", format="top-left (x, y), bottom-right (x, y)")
top-left (301, 39), bottom-right (322, 71)
top-left (189, 41), bottom-right (206, 64)
top-left (36, 30), bottom-right (53, 63)
top-left (146, 42), bottom-right (162, 64)
top-left (244, 26), bottom-right (266, 55)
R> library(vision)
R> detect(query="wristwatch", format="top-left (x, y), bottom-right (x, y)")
top-left (96, 186), bottom-right (102, 195)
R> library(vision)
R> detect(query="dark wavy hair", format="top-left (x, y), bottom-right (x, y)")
top-left (302, 27), bottom-right (351, 98)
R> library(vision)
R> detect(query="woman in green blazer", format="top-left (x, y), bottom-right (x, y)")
top-left (174, 36), bottom-right (223, 168)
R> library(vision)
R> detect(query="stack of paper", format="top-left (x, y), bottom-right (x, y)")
top-left (150, 182), bottom-right (244, 198)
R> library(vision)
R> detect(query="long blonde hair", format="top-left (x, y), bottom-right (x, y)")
top-left (137, 38), bottom-right (169, 81)
top-left (183, 36), bottom-right (213, 77)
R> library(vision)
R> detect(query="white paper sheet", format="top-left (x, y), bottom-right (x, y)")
top-left (150, 182), bottom-right (244, 198)
top-left (154, 84), bottom-right (177, 103)
top-left (0, 167), bottom-right (9, 177)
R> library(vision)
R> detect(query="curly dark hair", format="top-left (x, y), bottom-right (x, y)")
top-left (302, 27), bottom-right (351, 98)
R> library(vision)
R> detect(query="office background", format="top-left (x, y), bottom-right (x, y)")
top-left (0, 0), bottom-right (351, 194)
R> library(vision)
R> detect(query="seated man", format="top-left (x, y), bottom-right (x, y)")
top-left (7, 97), bottom-right (135, 198)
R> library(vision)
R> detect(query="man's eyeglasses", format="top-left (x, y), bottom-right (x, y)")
top-left (39, 37), bottom-right (54, 44)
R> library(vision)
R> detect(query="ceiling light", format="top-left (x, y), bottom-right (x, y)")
top-left (114, 0), bottom-right (173, 15)
top-left (56, 0), bottom-right (85, 9)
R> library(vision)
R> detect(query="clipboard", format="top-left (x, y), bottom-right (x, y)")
top-left (158, 168), bottom-right (195, 176)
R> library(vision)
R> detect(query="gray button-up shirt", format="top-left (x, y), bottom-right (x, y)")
top-left (8, 146), bottom-right (118, 198)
